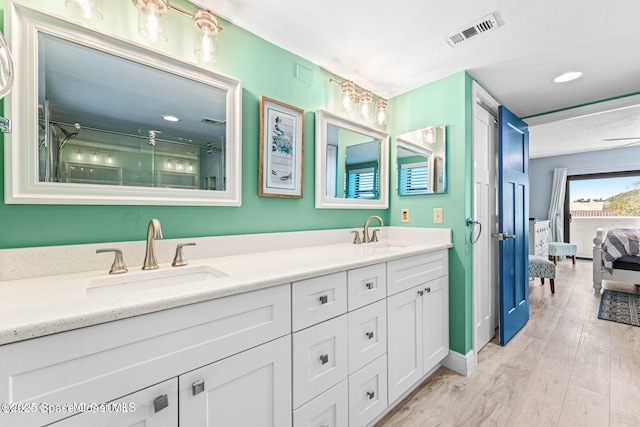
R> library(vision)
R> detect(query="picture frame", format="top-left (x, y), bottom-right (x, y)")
top-left (259, 96), bottom-right (305, 198)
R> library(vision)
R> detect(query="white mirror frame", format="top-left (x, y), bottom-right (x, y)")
top-left (5, 1), bottom-right (242, 206)
top-left (315, 109), bottom-right (389, 209)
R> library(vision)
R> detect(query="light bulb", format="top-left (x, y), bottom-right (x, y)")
top-left (339, 80), bottom-right (356, 113)
top-left (136, 0), bottom-right (168, 43)
top-left (376, 99), bottom-right (387, 126)
top-left (194, 10), bottom-right (220, 62)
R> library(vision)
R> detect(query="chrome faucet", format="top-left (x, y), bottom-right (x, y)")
top-left (143, 219), bottom-right (163, 270)
top-left (363, 215), bottom-right (384, 243)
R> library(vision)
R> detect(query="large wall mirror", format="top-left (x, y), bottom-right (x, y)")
top-left (315, 109), bottom-right (389, 209)
top-left (5, 2), bottom-right (242, 206)
top-left (395, 125), bottom-right (446, 195)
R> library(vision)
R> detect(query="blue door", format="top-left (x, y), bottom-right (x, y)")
top-left (497, 105), bottom-right (529, 345)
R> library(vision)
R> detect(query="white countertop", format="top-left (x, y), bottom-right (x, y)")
top-left (0, 227), bottom-right (452, 345)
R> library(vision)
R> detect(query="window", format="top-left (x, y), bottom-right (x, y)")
top-left (346, 167), bottom-right (377, 198)
top-left (399, 161), bottom-right (428, 195)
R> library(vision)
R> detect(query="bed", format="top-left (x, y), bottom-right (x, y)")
top-left (592, 228), bottom-right (640, 292)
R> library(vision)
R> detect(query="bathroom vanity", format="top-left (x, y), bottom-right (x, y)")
top-left (0, 227), bottom-right (451, 427)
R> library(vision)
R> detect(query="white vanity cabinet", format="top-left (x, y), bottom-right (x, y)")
top-left (386, 252), bottom-right (449, 405)
top-left (0, 284), bottom-right (291, 427)
top-left (179, 335), bottom-right (292, 427)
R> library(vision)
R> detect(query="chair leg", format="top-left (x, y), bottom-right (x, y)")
top-left (572, 256), bottom-right (576, 265)
top-left (553, 256), bottom-right (557, 265)
top-left (550, 279), bottom-right (555, 293)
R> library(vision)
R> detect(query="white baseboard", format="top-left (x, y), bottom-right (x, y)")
top-left (442, 350), bottom-right (477, 376)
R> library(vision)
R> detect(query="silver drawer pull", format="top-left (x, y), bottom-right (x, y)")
top-left (365, 281), bottom-right (374, 290)
top-left (153, 394), bottom-right (169, 413)
top-left (418, 290), bottom-right (424, 296)
top-left (319, 295), bottom-right (328, 304)
top-left (425, 287), bottom-right (431, 293)
top-left (192, 379), bottom-right (205, 396)
top-left (367, 391), bottom-right (375, 399)
top-left (320, 354), bottom-right (329, 365)
top-left (366, 331), bottom-right (374, 339)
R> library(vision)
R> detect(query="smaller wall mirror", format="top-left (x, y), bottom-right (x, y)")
top-left (315, 109), bottom-right (389, 209)
top-left (395, 125), bottom-right (446, 195)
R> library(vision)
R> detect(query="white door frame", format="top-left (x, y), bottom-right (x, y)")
top-left (472, 82), bottom-right (500, 362)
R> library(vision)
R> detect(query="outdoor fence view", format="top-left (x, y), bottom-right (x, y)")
top-left (569, 178), bottom-right (640, 258)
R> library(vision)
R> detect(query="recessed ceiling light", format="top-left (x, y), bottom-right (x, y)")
top-left (162, 115), bottom-right (180, 122)
top-left (553, 71), bottom-right (583, 83)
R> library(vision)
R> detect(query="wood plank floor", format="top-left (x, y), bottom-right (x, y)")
top-left (376, 259), bottom-right (640, 427)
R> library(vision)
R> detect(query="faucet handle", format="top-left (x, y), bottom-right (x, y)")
top-left (351, 230), bottom-right (362, 244)
top-left (96, 248), bottom-right (128, 274)
top-left (172, 242), bottom-right (196, 267)
top-left (371, 229), bottom-right (380, 242)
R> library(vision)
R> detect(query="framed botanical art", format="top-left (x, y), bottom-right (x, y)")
top-left (258, 96), bottom-right (304, 198)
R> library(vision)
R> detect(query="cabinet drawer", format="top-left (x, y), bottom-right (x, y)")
top-left (347, 263), bottom-right (387, 311)
top-left (348, 355), bottom-right (388, 427)
top-left (0, 284), bottom-right (290, 427)
top-left (348, 300), bottom-right (387, 374)
top-left (49, 378), bottom-right (178, 427)
top-left (293, 380), bottom-right (348, 427)
top-left (293, 315), bottom-right (348, 409)
top-left (292, 272), bottom-right (348, 331)
top-left (387, 251), bottom-right (448, 295)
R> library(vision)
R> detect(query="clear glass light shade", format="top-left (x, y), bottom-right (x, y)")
top-left (359, 90), bottom-right (373, 123)
top-left (339, 80), bottom-right (356, 112)
top-left (375, 98), bottom-right (387, 126)
top-left (65, 0), bottom-right (104, 21)
top-left (136, 0), bottom-right (169, 43)
top-left (194, 10), bottom-right (220, 63)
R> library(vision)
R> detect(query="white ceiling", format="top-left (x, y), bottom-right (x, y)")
top-left (194, 0), bottom-right (640, 158)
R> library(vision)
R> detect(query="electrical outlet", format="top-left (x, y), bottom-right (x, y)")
top-left (434, 208), bottom-right (443, 224)
top-left (401, 208), bottom-right (410, 222)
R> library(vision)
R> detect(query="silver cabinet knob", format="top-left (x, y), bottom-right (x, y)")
top-left (319, 295), bottom-right (328, 305)
top-left (320, 354), bottom-right (329, 365)
top-left (172, 242), bottom-right (196, 267)
top-left (192, 379), bottom-right (205, 396)
top-left (153, 394), bottom-right (169, 413)
top-left (365, 281), bottom-right (374, 290)
top-left (367, 391), bottom-right (375, 399)
top-left (366, 331), bottom-right (374, 339)
top-left (96, 248), bottom-right (128, 274)
top-left (425, 287), bottom-right (431, 293)
top-left (418, 290), bottom-right (424, 296)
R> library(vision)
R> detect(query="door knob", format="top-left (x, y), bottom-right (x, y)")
top-left (491, 233), bottom-right (516, 241)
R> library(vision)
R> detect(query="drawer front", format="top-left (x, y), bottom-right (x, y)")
top-left (347, 263), bottom-right (387, 311)
top-left (0, 284), bottom-right (291, 427)
top-left (293, 315), bottom-right (348, 409)
top-left (49, 378), bottom-right (178, 427)
top-left (293, 380), bottom-right (348, 427)
top-left (292, 272), bottom-right (348, 331)
top-left (387, 251), bottom-right (448, 296)
top-left (348, 300), bottom-right (387, 374)
top-left (348, 355), bottom-right (388, 427)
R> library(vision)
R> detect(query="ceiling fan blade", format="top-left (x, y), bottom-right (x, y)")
top-left (603, 137), bottom-right (640, 141)
top-left (612, 139), bottom-right (640, 149)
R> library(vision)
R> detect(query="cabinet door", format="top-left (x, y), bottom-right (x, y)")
top-left (386, 285), bottom-right (423, 404)
top-left (422, 275), bottom-right (449, 374)
top-left (179, 335), bottom-right (292, 427)
top-left (49, 378), bottom-right (178, 427)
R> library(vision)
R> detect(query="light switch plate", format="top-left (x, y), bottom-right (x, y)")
top-left (401, 208), bottom-right (410, 222)
top-left (434, 208), bottom-right (443, 224)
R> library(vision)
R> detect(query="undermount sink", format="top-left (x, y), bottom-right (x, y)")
top-left (86, 265), bottom-right (228, 298)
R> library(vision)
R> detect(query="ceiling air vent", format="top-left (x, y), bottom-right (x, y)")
top-left (444, 13), bottom-right (500, 47)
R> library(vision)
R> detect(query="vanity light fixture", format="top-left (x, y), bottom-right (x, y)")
top-left (330, 78), bottom-right (387, 125)
top-left (131, 0), bottom-right (222, 62)
top-left (553, 71), bottom-right (583, 83)
top-left (65, 0), bottom-right (103, 21)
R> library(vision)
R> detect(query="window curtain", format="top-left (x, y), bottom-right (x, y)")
top-left (548, 168), bottom-right (568, 242)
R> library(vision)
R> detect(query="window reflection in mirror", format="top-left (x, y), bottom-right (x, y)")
top-left (37, 33), bottom-right (227, 191)
top-left (325, 124), bottom-right (381, 199)
top-left (395, 125), bottom-right (446, 195)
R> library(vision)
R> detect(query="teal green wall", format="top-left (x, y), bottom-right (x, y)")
top-left (388, 71), bottom-right (474, 355)
top-left (0, 0), bottom-right (388, 248)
